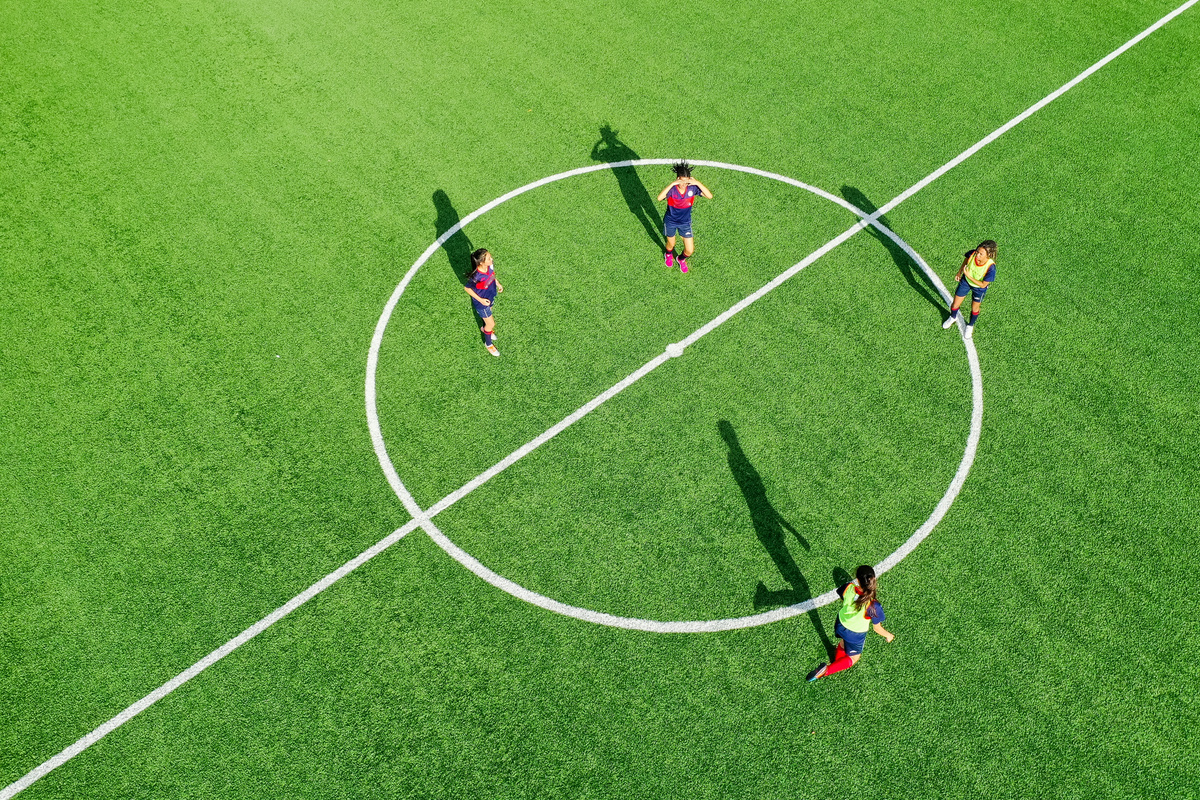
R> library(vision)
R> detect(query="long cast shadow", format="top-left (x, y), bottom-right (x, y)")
top-left (590, 124), bottom-right (663, 249)
top-left (832, 566), bottom-right (852, 595)
top-left (718, 420), bottom-right (832, 657)
top-left (433, 190), bottom-right (486, 342)
top-left (842, 185), bottom-right (944, 313)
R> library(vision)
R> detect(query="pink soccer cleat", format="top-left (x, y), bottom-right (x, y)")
top-left (679, 256), bottom-right (689, 273)
top-left (665, 252), bottom-right (674, 268)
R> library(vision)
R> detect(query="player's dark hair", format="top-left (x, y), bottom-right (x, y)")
top-left (469, 248), bottom-right (490, 274)
top-left (853, 564), bottom-right (877, 612)
top-left (978, 240), bottom-right (998, 260)
top-left (672, 161), bottom-right (693, 178)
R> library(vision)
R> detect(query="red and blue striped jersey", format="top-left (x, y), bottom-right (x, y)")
top-left (666, 184), bottom-right (702, 209)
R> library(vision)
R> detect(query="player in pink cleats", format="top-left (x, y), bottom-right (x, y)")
top-left (657, 161), bottom-right (712, 273)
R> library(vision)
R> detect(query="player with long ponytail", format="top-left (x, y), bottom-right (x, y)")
top-left (463, 248), bottom-right (503, 357)
top-left (807, 564), bottom-right (895, 681)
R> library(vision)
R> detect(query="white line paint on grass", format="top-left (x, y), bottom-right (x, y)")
top-left (0, 522), bottom-right (418, 800)
top-left (876, 0), bottom-right (1200, 221)
top-left (371, 168), bottom-right (974, 632)
top-left (6, 2), bottom-right (1194, 794)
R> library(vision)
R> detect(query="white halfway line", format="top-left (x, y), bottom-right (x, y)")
top-left (371, 168), bottom-right (969, 635)
top-left (4, 3), bottom-right (1195, 795)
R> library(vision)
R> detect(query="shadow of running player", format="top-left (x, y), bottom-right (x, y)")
top-left (841, 185), bottom-right (944, 313)
top-left (718, 420), bottom-right (833, 657)
top-left (590, 124), bottom-right (663, 249)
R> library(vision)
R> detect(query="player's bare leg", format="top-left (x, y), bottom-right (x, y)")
top-left (679, 236), bottom-right (694, 273)
top-left (664, 234), bottom-right (677, 267)
top-left (481, 316), bottom-right (499, 356)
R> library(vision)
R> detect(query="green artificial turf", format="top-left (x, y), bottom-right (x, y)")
top-left (2, 0), bottom-right (1198, 797)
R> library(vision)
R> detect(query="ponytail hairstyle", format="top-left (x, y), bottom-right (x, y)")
top-left (978, 240), bottom-right (998, 261)
top-left (672, 161), bottom-right (693, 179)
top-left (853, 564), bottom-right (878, 612)
top-left (468, 248), bottom-right (490, 276)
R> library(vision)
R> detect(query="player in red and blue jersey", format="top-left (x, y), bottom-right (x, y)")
top-left (656, 161), bottom-right (713, 273)
top-left (942, 240), bottom-right (997, 339)
top-left (464, 248), bottom-right (503, 357)
top-left (807, 564), bottom-right (895, 681)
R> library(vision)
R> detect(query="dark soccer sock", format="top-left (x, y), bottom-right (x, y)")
top-left (949, 307), bottom-right (959, 318)
top-left (969, 312), bottom-right (979, 327)
top-left (482, 327), bottom-right (493, 345)
top-left (823, 652), bottom-right (855, 677)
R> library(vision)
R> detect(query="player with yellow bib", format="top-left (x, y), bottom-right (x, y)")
top-left (807, 565), bottom-right (895, 681)
top-left (942, 240), bottom-right (997, 339)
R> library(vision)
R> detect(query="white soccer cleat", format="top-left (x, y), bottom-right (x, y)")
top-left (964, 326), bottom-right (974, 339)
top-left (942, 315), bottom-right (957, 329)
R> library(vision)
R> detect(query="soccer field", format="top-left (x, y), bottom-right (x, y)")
top-left (3, 0), bottom-right (1199, 797)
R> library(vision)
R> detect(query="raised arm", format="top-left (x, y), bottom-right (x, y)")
top-left (690, 178), bottom-right (713, 199)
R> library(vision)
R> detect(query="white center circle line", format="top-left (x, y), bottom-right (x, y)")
top-left (367, 159), bottom-right (983, 632)
top-left (10, 3), bottom-right (1195, 787)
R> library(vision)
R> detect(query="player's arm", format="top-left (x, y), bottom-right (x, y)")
top-left (464, 285), bottom-right (490, 306)
top-left (495, 279), bottom-right (503, 293)
top-left (868, 602), bottom-right (894, 642)
top-left (955, 252), bottom-right (971, 280)
top-left (657, 182), bottom-right (679, 201)
top-left (690, 179), bottom-right (714, 199)
top-left (975, 263), bottom-right (994, 290)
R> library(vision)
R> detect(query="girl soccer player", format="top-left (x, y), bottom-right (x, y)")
top-left (463, 248), bottom-right (503, 357)
top-left (656, 161), bottom-right (713, 273)
top-left (807, 564), bottom-right (895, 681)
top-left (942, 240), bottom-right (997, 339)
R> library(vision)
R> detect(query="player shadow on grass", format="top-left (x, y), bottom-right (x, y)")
top-left (434, 189), bottom-right (489, 345)
top-left (719, 420), bottom-right (833, 657)
top-left (590, 124), bottom-right (663, 249)
top-left (832, 566), bottom-right (852, 592)
top-left (841, 186), bottom-right (944, 313)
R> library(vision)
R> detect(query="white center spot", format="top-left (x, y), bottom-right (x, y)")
top-left (366, 159), bottom-right (984, 632)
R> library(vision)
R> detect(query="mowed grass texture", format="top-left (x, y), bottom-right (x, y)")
top-left (2, 0), bottom-right (1198, 798)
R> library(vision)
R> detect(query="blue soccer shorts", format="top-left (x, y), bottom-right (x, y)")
top-left (834, 618), bottom-right (869, 656)
top-left (663, 211), bottom-right (693, 239)
top-left (954, 277), bottom-right (988, 303)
